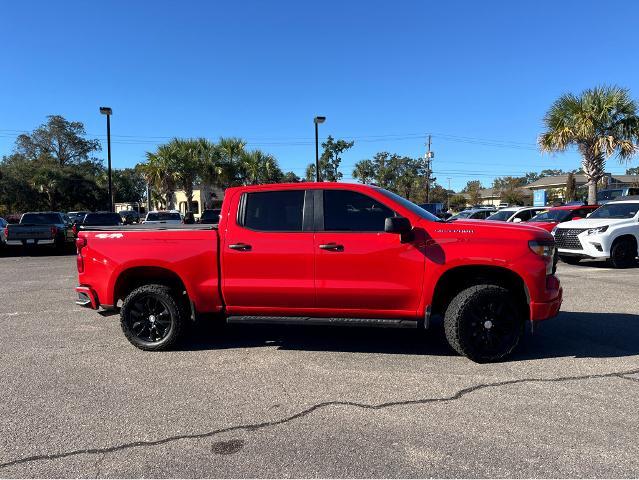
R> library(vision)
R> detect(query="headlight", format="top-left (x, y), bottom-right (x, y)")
top-left (586, 225), bottom-right (608, 235)
top-left (528, 240), bottom-right (555, 258)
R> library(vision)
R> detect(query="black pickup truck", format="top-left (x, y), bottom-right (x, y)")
top-left (5, 212), bottom-right (74, 249)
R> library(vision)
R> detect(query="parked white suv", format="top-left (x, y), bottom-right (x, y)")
top-left (552, 199), bottom-right (639, 268)
top-left (486, 206), bottom-right (547, 223)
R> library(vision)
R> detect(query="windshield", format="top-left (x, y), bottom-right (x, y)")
top-left (588, 203), bottom-right (639, 219)
top-left (146, 212), bottom-right (182, 221)
top-left (21, 213), bottom-right (61, 224)
top-left (375, 188), bottom-right (441, 222)
top-left (529, 209), bottom-right (570, 222)
top-left (486, 210), bottom-right (515, 221)
top-left (597, 189), bottom-right (624, 201)
top-left (449, 211), bottom-right (473, 220)
top-left (201, 210), bottom-right (220, 220)
top-left (83, 213), bottom-right (122, 225)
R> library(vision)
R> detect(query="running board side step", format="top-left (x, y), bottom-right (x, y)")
top-left (226, 316), bottom-right (418, 328)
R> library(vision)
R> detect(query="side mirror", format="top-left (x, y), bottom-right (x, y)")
top-left (512, 217), bottom-right (523, 223)
top-left (384, 216), bottom-right (411, 234)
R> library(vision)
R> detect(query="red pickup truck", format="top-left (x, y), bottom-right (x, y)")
top-left (75, 183), bottom-right (562, 362)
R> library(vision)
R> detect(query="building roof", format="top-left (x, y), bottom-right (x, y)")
top-left (527, 173), bottom-right (639, 189)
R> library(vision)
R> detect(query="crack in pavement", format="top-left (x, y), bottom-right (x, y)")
top-left (1, 367), bottom-right (638, 471)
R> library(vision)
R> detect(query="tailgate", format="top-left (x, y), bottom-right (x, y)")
top-left (7, 225), bottom-right (54, 240)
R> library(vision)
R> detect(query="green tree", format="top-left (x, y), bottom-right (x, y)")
top-left (140, 144), bottom-right (177, 209)
top-left (1, 116), bottom-right (106, 213)
top-left (448, 194), bottom-right (467, 211)
top-left (306, 135), bottom-right (354, 182)
top-left (280, 171), bottom-right (301, 183)
top-left (462, 180), bottom-right (483, 205)
top-left (539, 86), bottom-right (639, 205)
top-left (627, 166), bottom-right (639, 175)
top-left (112, 168), bottom-right (147, 204)
top-left (16, 115), bottom-right (101, 167)
top-left (240, 149), bottom-right (282, 184)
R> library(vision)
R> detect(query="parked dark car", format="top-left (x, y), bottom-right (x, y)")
top-left (119, 210), bottom-right (141, 224)
top-left (68, 211), bottom-right (89, 224)
top-left (200, 209), bottom-right (221, 224)
top-left (73, 212), bottom-right (123, 235)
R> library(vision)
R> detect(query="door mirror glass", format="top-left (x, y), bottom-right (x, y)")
top-left (384, 216), bottom-right (411, 234)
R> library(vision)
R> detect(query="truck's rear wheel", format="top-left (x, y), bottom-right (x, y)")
top-left (444, 285), bottom-right (524, 363)
top-left (120, 284), bottom-right (185, 351)
top-left (609, 238), bottom-right (637, 269)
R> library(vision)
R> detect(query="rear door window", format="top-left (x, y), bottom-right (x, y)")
top-left (242, 190), bottom-right (305, 231)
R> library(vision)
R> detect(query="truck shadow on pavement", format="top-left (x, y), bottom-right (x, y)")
top-left (181, 311), bottom-right (639, 360)
top-left (515, 311), bottom-right (639, 360)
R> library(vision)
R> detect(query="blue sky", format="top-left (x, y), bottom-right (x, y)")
top-left (1, 0), bottom-right (638, 191)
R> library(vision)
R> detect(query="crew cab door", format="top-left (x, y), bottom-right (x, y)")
top-left (313, 189), bottom-right (425, 318)
top-left (222, 189), bottom-right (315, 314)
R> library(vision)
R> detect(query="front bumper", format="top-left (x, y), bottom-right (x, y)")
top-left (75, 286), bottom-right (99, 309)
top-left (530, 274), bottom-right (562, 321)
top-left (555, 231), bottom-right (611, 259)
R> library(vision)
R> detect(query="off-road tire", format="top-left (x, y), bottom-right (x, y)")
top-left (444, 284), bottom-right (524, 363)
top-left (120, 284), bottom-right (186, 351)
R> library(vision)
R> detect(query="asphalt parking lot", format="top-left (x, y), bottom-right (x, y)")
top-left (0, 248), bottom-right (638, 478)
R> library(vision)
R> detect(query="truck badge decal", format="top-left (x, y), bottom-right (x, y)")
top-left (95, 233), bottom-right (124, 239)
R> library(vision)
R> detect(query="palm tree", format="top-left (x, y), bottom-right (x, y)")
top-left (140, 144), bottom-right (177, 209)
top-left (240, 149), bottom-right (280, 184)
top-left (539, 86), bottom-right (639, 204)
top-left (170, 138), bottom-right (203, 213)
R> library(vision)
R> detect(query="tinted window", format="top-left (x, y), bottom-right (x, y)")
top-left (597, 189), bottom-right (623, 201)
top-left (82, 213), bottom-right (122, 225)
top-left (486, 210), bottom-right (515, 221)
top-left (201, 209), bottom-right (221, 222)
top-left (516, 210), bottom-right (533, 221)
top-left (146, 212), bottom-right (182, 221)
top-left (589, 203), bottom-right (639, 219)
top-left (21, 213), bottom-right (61, 224)
top-left (530, 209), bottom-right (569, 222)
top-left (243, 190), bottom-right (304, 231)
top-left (323, 190), bottom-right (394, 231)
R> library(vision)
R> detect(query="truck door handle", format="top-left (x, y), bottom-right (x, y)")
top-left (229, 243), bottom-right (252, 251)
top-left (319, 243), bottom-right (344, 252)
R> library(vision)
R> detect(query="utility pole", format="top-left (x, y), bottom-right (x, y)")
top-left (424, 135), bottom-right (434, 203)
top-left (447, 177), bottom-right (452, 211)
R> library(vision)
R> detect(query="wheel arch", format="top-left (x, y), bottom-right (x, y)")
top-left (611, 233), bottom-right (638, 251)
top-left (113, 266), bottom-right (190, 306)
top-left (431, 265), bottom-right (530, 320)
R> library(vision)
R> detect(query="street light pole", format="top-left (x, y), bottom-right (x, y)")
top-left (314, 116), bottom-right (326, 182)
top-left (100, 107), bottom-right (113, 212)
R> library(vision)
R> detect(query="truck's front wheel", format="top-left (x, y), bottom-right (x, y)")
top-left (444, 285), bottom-right (524, 363)
top-left (120, 284), bottom-right (186, 351)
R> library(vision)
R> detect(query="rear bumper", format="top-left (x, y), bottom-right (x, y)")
top-left (530, 286), bottom-right (562, 321)
top-left (75, 286), bottom-right (99, 309)
top-left (6, 239), bottom-right (55, 246)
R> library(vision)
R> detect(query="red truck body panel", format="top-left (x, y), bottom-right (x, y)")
top-left (77, 183), bottom-right (562, 324)
top-left (78, 229), bottom-right (222, 313)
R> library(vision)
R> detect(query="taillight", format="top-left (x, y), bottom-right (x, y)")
top-left (72, 224), bottom-right (78, 236)
top-left (50, 226), bottom-right (58, 236)
top-left (3, 227), bottom-right (7, 239)
top-left (76, 237), bottom-right (87, 273)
